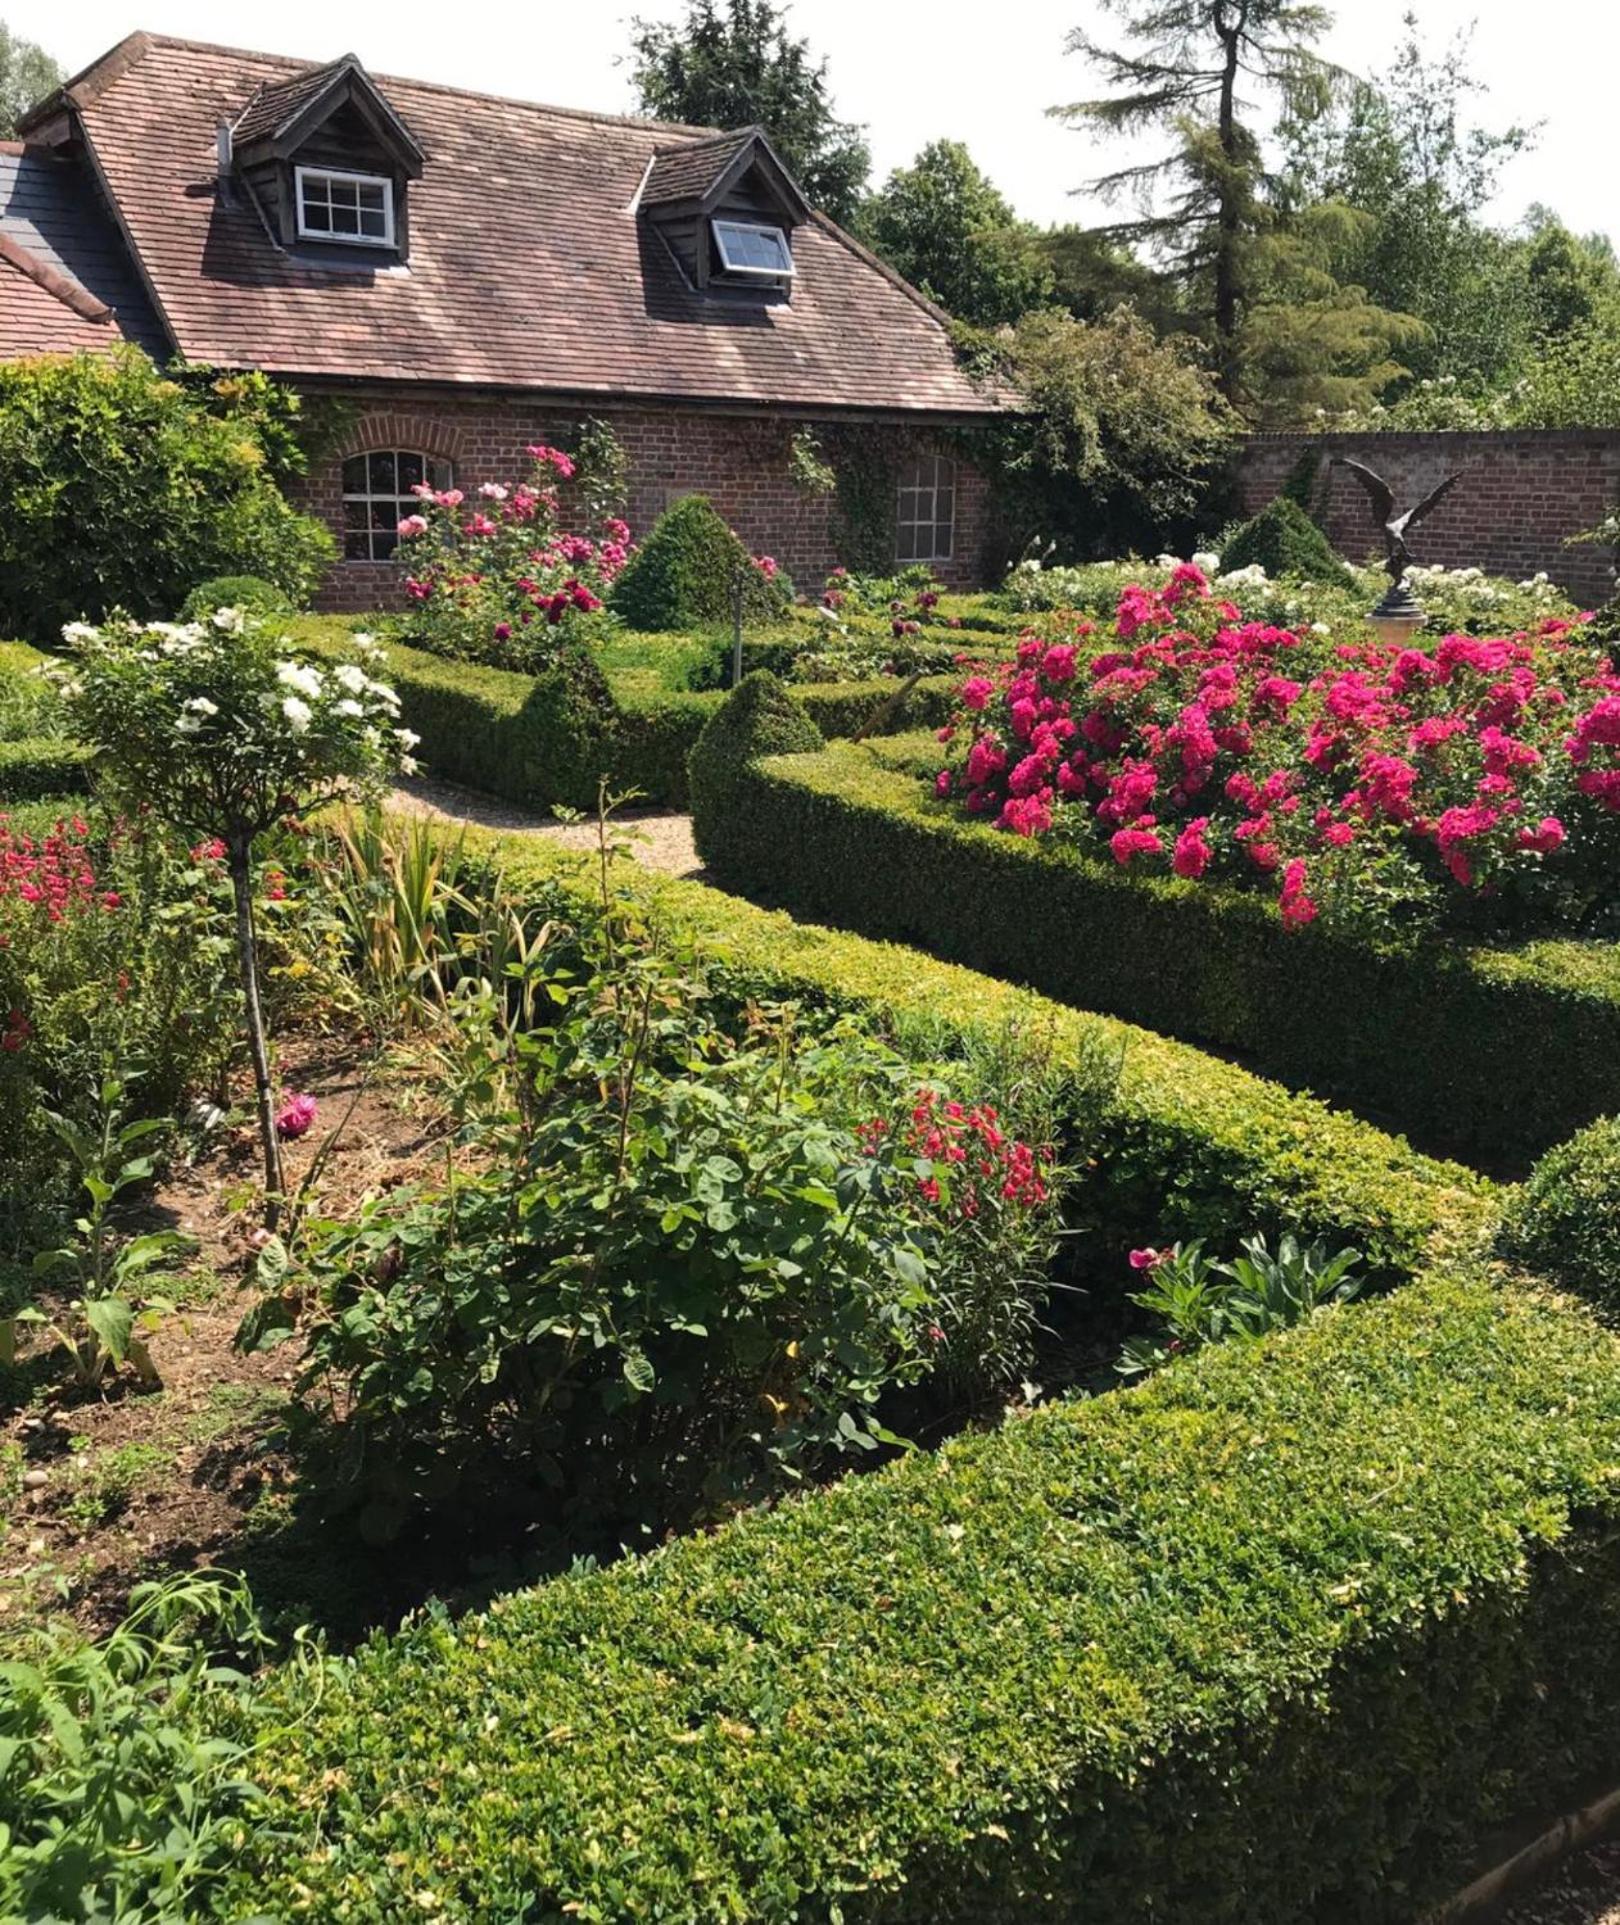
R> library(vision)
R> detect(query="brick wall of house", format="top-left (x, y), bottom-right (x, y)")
top-left (1238, 430), bottom-right (1620, 607)
top-left (290, 391), bottom-right (994, 613)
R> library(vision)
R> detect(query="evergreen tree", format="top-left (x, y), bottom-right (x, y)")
top-left (1051, 0), bottom-right (1417, 418)
top-left (627, 0), bottom-right (869, 223)
top-left (857, 141), bottom-right (1054, 328)
top-left (0, 21), bottom-right (60, 138)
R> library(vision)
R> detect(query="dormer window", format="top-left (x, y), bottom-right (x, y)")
top-left (712, 219), bottom-right (793, 282)
top-left (296, 166), bottom-right (394, 247)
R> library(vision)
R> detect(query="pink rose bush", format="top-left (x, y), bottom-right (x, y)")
top-left (938, 564), bottom-right (1620, 933)
top-left (396, 446), bottom-right (633, 671)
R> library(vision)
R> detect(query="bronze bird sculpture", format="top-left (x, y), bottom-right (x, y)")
top-left (1336, 458), bottom-right (1462, 584)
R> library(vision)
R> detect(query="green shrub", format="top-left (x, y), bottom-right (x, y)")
top-left (178, 575), bottom-right (293, 622)
top-left (0, 348), bottom-right (334, 643)
top-left (1500, 1115), bottom-right (1620, 1308)
top-left (0, 738), bottom-right (96, 801)
top-left (689, 671), bottom-right (824, 863)
top-left (234, 1270), bottom-right (1620, 1922)
top-left (1220, 496), bottom-right (1354, 584)
top-left (610, 496), bottom-right (791, 632)
top-left (477, 827), bottom-right (1494, 1279)
top-left (693, 737), bottom-right (1620, 1163)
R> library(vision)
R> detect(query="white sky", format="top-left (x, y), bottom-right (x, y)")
top-left (11, 0), bottom-right (1613, 246)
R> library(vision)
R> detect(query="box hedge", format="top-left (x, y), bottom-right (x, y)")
top-left (235, 1268), bottom-right (1620, 1922)
top-left (0, 641), bottom-right (94, 800)
top-left (303, 626), bottom-right (958, 810)
top-left (692, 734), bottom-right (1620, 1165)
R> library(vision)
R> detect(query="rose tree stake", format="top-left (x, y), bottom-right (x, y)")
top-left (55, 611), bottom-right (415, 1224)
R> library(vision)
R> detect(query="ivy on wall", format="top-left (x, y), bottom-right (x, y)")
top-left (825, 422), bottom-right (906, 573)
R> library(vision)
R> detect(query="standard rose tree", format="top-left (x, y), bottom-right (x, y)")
top-left (56, 612), bottom-right (415, 1221)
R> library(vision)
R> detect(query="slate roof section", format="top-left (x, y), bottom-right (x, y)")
top-left (642, 128), bottom-right (757, 208)
top-left (231, 57), bottom-right (354, 148)
top-left (27, 33), bottom-right (999, 416)
top-left (0, 141), bottom-right (168, 356)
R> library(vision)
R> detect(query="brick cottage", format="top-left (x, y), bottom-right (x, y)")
top-left (4, 33), bottom-right (1006, 608)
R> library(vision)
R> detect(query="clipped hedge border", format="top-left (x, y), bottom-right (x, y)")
top-left (485, 834), bottom-right (1492, 1283)
top-left (239, 1269), bottom-right (1620, 1923)
top-left (0, 640), bottom-right (93, 800)
top-left (695, 735), bottom-right (1620, 1165)
top-left (304, 629), bottom-right (959, 810)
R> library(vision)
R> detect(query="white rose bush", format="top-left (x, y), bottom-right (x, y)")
top-left (55, 610), bottom-right (415, 1221)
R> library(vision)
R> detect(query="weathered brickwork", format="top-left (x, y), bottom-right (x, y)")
top-left (290, 390), bottom-right (993, 612)
top-left (1239, 430), bottom-right (1620, 607)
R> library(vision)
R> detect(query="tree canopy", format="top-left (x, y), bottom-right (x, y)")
top-left (0, 20), bottom-right (60, 138)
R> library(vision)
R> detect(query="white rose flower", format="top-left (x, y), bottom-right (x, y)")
top-left (176, 714), bottom-right (203, 735)
top-left (276, 661), bottom-right (324, 701)
top-left (185, 696), bottom-right (220, 716)
top-left (333, 663), bottom-right (368, 693)
top-left (61, 621), bottom-right (98, 646)
top-left (281, 695), bottom-right (313, 733)
top-left (335, 698), bottom-right (365, 718)
top-left (211, 607), bottom-right (246, 633)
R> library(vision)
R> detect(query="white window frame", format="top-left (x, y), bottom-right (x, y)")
top-left (295, 164), bottom-right (395, 249)
top-left (711, 218), bottom-right (795, 280)
top-left (896, 453), bottom-right (957, 565)
top-left (340, 449), bottom-right (453, 563)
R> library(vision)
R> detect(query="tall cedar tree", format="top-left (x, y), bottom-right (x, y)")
top-left (1052, 0), bottom-right (1417, 419)
top-left (0, 21), bottom-right (60, 137)
top-left (627, 0), bottom-right (869, 224)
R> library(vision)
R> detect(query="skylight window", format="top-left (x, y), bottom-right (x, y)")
top-left (295, 166), bottom-right (394, 247)
top-left (712, 219), bottom-right (794, 280)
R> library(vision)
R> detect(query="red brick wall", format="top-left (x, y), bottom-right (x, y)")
top-left (1239, 430), bottom-right (1620, 607)
top-left (289, 390), bottom-right (994, 612)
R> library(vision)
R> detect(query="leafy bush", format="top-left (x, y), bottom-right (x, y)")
top-left (0, 1573), bottom-right (270, 1925)
top-left (0, 347), bottom-right (333, 643)
top-left (609, 495), bottom-right (791, 632)
top-left (269, 892), bottom-right (1061, 1542)
top-left (396, 447), bottom-right (632, 670)
top-left (233, 1270), bottom-right (1620, 1923)
top-left (688, 671), bottom-right (824, 865)
top-left (1117, 1233), bottom-right (1364, 1375)
top-left (1499, 1115), bottom-right (1620, 1309)
top-left (1219, 496), bottom-right (1355, 586)
top-left (178, 575), bottom-right (292, 623)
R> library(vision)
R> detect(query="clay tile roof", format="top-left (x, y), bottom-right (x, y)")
top-left (231, 56), bottom-right (354, 147)
top-left (642, 127), bottom-right (757, 208)
top-left (0, 143), bottom-right (168, 357)
top-left (46, 32), bottom-right (1001, 417)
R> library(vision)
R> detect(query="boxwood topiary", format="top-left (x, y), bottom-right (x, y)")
top-left (1499, 1115), bottom-right (1620, 1308)
top-left (179, 574), bottom-right (294, 622)
top-left (609, 496), bottom-right (791, 633)
top-left (1220, 497), bottom-right (1355, 587)
top-left (688, 670), bottom-right (823, 864)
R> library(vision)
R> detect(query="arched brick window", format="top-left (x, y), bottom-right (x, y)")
top-left (895, 452), bottom-right (956, 565)
top-left (341, 449), bottom-right (454, 561)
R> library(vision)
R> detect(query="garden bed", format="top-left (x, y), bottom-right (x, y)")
top-left (692, 734), bottom-right (1620, 1166)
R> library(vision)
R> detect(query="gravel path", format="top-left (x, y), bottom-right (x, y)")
top-left (388, 775), bottom-right (704, 879)
top-left (1498, 1842), bottom-right (1620, 1925)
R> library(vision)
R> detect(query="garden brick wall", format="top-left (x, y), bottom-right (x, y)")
top-left (1239, 430), bottom-right (1620, 607)
top-left (289, 390), bottom-right (993, 613)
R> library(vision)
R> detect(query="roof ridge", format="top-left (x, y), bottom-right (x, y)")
top-left (0, 230), bottom-right (114, 323)
top-left (63, 31), bottom-right (726, 140)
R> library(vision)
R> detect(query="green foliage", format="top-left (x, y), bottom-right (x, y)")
top-left (610, 495), bottom-right (790, 633)
top-left (627, 0), bottom-right (870, 223)
top-left (0, 20), bottom-right (59, 139)
top-left (688, 670), bottom-right (824, 865)
top-left (0, 1572), bottom-right (271, 1924)
top-left (1500, 1116), bottom-right (1620, 1310)
top-left (688, 735), bottom-right (1620, 1163)
top-left (0, 348), bottom-right (334, 644)
top-left (1220, 496), bottom-right (1353, 585)
top-left (962, 306), bottom-right (1239, 561)
top-left (570, 416), bottom-right (631, 524)
top-left (479, 827), bottom-right (1495, 1279)
top-left (178, 575), bottom-right (292, 623)
top-left (233, 1270), bottom-right (1620, 1921)
top-left (1117, 1233), bottom-right (1364, 1376)
top-left (856, 139), bottom-right (1056, 327)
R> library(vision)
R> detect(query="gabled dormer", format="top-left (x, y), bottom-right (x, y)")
top-left (225, 54), bottom-right (424, 263)
top-left (640, 125), bottom-right (809, 300)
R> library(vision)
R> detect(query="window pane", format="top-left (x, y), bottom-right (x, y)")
top-left (344, 529), bottom-right (371, 561)
top-left (332, 203), bottom-right (360, 235)
top-left (897, 490), bottom-right (922, 522)
top-left (373, 530), bottom-right (398, 562)
top-left (329, 178), bottom-right (359, 210)
top-left (397, 452), bottom-right (424, 492)
top-left (359, 182), bottom-right (386, 213)
top-left (303, 200), bottom-right (331, 232)
top-left (342, 500), bottom-right (369, 533)
top-left (368, 451), bottom-right (397, 495)
top-left (360, 207), bottom-right (388, 237)
top-left (341, 454), bottom-right (367, 492)
top-left (896, 525), bottom-right (921, 563)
